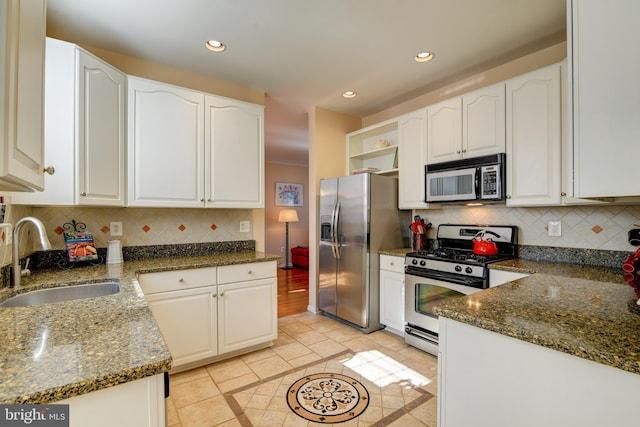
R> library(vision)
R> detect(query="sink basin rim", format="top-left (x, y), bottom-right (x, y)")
top-left (0, 281), bottom-right (121, 307)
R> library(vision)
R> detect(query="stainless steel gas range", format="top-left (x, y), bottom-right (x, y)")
top-left (404, 224), bottom-right (518, 355)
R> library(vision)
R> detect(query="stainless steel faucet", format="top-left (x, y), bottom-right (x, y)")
top-left (11, 217), bottom-right (53, 288)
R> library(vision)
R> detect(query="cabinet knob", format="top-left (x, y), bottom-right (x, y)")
top-left (390, 261), bottom-right (394, 266)
top-left (212, 292), bottom-right (217, 298)
top-left (456, 150), bottom-right (461, 154)
top-left (200, 198), bottom-right (205, 202)
top-left (461, 149), bottom-right (467, 153)
top-left (208, 198), bottom-right (213, 202)
top-left (506, 195), bottom-right (512, 199)
top-left (220, 291), bottom-right (224, 297)
top-left (561, 192), bottom-right (567, 196)
top-left (248, 270), bottom-right (253, 274)
top-left (43, 166), bottom-right (55, 175)
top-left (179, 278), bottom-right (185, 283)
top-left (80, 192), bottom-right (87, 197)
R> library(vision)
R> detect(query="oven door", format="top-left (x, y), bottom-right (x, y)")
top-left (404, 272), bottom-right (482, 354)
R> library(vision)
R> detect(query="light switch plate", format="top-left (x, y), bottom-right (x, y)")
top-left (239, 221), bottom-right (250, 233)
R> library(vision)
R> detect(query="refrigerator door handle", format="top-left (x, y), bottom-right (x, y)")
top-left (330, 200), bottom-right (339, 259)
top-left (332, 201), bottom-right (341, 259)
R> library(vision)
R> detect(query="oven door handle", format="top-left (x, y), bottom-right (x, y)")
top-left (405, 325), bottom-right (439, 345)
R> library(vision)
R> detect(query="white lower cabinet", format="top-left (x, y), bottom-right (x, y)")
top-left (138, 261), bottom-right (277, 371)
top-left (379, 255), bottom-right (405, 336)
top-left (145, 286), bottom-right (218, 367)
top-left (60, 374), bottom-right (165, 427)
top-left (438, 318), bottom-right (640, 427)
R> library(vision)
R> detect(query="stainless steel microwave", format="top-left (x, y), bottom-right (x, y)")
top-left (424, 153), bottom-right (506, 203)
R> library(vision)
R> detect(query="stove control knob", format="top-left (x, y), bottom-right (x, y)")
top-left (465, 267), bottom-right (473, 274)
top-left (412, 259), bottom-right (418, 265)
top-left (419, 260), bottom-right (426, 267)
top-left (455, 265), bottom-right (462, 272)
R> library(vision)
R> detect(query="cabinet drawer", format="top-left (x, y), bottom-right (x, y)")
top-left (138, 267), bottom-right (217, 294)
top-left (217, 261), bottom-right (276, 284)
top-left (380, 255), bottom-right (405, 273)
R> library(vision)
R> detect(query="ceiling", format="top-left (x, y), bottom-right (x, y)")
top-left (45, 0), bottom-right (567, 166)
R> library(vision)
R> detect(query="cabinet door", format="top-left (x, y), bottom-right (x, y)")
top-left (77, 49), bottom-right (126, 206)
top-left (205, 96), bottom-right (264, 208)
top-left (506, 64), bottom-right (562, 206)
top-left (379, 267), bottom-right (405, 336)
top-left (218, 278), bottom-right (277, 354)
top-left (145, 287), bottom-right (218, 368)
top-left (398, 109), bottom-right (429, 209)
top-left (128, 77), bottom-right (204, 207)
top-left (463, 83), bottom-right (505, 158)
top-left (427, 97), bottom-right (462, 164)
top-left (0, 0), bottom-right (46, 191)
top-left (571, 0), bottom-right (640, 198)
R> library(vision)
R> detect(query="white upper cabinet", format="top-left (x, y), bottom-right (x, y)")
top-left (128, 76), bottom-right (265, 208)
top-left (205, 96), bottom-right (264, 208)
top-left (427, 97), bottom-right (462, 164)
top-left (398, 109), bottom-right (429, 209)
top-left (128, 76), bottom-right (205, 208)
top-left (462, 84), bottom-right (506, 159)
top-left (13, 38), bottom-right (126, 206)
top-left (506, 63), bottom-right (562, 206)
top-left (427, 83), bottom-right (505, 165)
top-left (570, 0), bottom-right (640, 198)
top-left (0, 0), bottom-right (46, 191)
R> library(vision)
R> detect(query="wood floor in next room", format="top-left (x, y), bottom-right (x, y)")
top-left (277, 267), bottom-right (309, 318)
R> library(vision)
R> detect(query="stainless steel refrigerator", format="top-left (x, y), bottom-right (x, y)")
top-left (319, 173), bottom-right (409, 333)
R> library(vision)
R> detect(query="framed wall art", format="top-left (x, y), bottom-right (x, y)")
top-left (276, 182), bottom-right (303, 206)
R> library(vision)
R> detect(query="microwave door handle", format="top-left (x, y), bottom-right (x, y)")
top-left (474, 167), bottom-right (480, 197)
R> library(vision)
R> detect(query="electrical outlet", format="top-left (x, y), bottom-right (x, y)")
top-left (548, 220), bottom-right (561, 237)
top-left (5, 227), bottom-right (11, 246)
top-left (239, 221), bottom-right (250, 233)
top-left (110, 221), bottom-right (123, 236)
top-left (280, 246), bottom-right (285, 253)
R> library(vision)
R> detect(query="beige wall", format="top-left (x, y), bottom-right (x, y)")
top-left (74, 43), bottom-right (265, 106)
top-left (363, 42), bottom-right (567, 127)
top-left (307, 107), bottom-right (361, 311)
top-left (265, 162), bottom-right (310, 261)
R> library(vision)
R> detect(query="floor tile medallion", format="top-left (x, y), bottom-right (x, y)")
top-left (286, 372), bottom-right (369, 423)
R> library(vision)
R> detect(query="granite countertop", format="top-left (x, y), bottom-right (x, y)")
top-left (0, 251), bottom-right (279, 404)
top-left (435, 258), bottom-right (640, 376)
top-left (379, 247), bottom-right (413, 257)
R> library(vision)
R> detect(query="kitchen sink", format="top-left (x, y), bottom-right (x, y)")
top-left (0, 282), bottom-right (121, 307)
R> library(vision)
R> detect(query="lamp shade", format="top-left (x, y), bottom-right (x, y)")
top-left (278, 209), bottom-right (299, 223)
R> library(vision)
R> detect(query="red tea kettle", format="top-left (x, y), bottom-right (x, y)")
top-left (473, 230), bottom-right (500, 256)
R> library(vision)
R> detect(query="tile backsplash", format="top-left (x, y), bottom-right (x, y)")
top-left (32, 206), bottom-right (254, 249)
top-left (415, 204), bottom-right (640, 253)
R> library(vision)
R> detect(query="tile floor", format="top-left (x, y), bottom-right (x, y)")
top-left (167, 311), bottom-right (438, 426)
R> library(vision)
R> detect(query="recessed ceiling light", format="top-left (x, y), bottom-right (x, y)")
top-left (205, 40), bottom-right (226, 52)
top-left (415, 51), bottom-right (434, 63)
top-left (343, 91), bottom-right (357, 98)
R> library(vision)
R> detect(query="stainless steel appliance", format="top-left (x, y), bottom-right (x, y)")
top-left (425, 153), bottom-right (506, 203)
top-left (404, 224), bottom-right (518, 354)
top-left (319, 173), bottom-right (409, 333)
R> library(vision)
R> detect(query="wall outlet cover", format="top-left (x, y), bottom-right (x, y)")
top-left (548, 220), bottom-right (561, 237)
top-left (110, 221), bottom-right (123, 236)
top-left (239, 221), bottom-right (250, 233)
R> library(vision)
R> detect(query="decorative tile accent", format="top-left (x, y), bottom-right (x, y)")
top-left (592, 225), bottom-right (603, 234)
top-left (54, 226), bottom-right (64, 235)
top-left (142, 225), bottom-right (151, 233)
top-left (101, 226), bottom-right (110, 234)
top-left (211, 224), bottom-right (217, 231)
top-left (178, 224), bottom-right (186, 232)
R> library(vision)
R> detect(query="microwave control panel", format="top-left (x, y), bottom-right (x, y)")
top-left (480, 165), bottom-right (501, 199)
